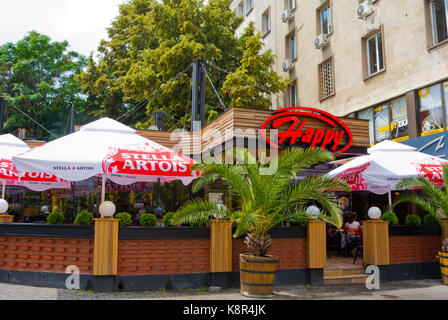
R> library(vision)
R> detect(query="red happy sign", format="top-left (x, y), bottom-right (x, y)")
top-left (260, 107), bottom-right (353, 152)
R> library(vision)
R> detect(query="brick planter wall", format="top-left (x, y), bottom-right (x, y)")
top-left (0, 236), bottom-right (94, 274)
top-left (232, 238), bottom-right (307, 271)
top-left (117, 239), bottom-right (210, 275)
top-left (389, 235), bottom-right (440, 264)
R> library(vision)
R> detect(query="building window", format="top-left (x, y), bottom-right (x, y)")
top-left (289, 81), bottom-right (298, 106)
top-left (357, 95), bottom-right (409, 145)
top-left (246, 0), bottom-right (253, 14)
top-left (358, 108), bottom-right (375, 146)
top-left (366, 32), bottom-right (384, 76)
top-left (318, 57), bottom-right (335, 100)
top-left (418, 83), bottom-right (445, 136)
top-left (237, 2), bottom-right (244, 17)
top-left (289, 34), bottom-right (297, 60)
top-left (262, 9), bottom-right (271, 36)
top-left (430, 0), bottom-right (448, 45)
top-left (389, 96), bottom-right (409, 141)
top-left (374, 104), bottom-right (390, 143)
top-left (320, 4), bottom-right (332, 35)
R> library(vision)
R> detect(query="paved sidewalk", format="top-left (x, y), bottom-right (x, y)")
top-left (0, 279), bottom-right (447, 300)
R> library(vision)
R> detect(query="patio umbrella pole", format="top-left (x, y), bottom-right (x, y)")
top-left (388, 188), bottom-right (392, 208)
top-left (1, 181), bottom-right (5, 199)
top-left (101, 174), bottom-right (106, 203)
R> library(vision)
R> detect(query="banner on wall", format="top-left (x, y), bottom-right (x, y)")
top-left (400, 131), bottom-right (448, 159)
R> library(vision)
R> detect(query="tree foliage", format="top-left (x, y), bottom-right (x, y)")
top-left (78, 0), bottom-right (287, 130)
top-left (222, 22), bottom-right (290, 109)
top-left (0, 31), bottom-right (91, 141)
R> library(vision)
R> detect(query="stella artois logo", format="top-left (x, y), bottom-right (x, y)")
top-left (414, 157), bottom-right (448, 186)
top-left (335, 162), bottom-right (370, 191)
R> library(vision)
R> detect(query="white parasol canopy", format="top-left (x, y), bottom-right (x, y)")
top-left (0, 134), bottom-right (70, 194)
top-left (327, 140), bottom-right (448, 203)
top-left (12, 118), bottom-right (200, 201)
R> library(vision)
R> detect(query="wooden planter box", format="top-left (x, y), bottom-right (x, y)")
top-left (240, 253), bottom-right (278, 298)
top-left (306, 220), bottom-right (326, 269)
top-left (363, 220), bottom-right (390, 266)
top-left (93, 218), bottom-right (119, 276)
top-left (0, 215), bottom-right (14, 224)
top-left (210, 220), bottom-right (232, 273)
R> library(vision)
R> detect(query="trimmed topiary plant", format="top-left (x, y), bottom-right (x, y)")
top-left (163, 212), bottom-right (175, 227)
top-left (424, 213), bottom-right (439, 226)
top-left (74, 211), bottom-right (94, 226)
top-left (405, 214), bottom-right (422, 226)
top-left (140, 213), bottom-right (157, 227)
top-left (47, 211), bottom-right (64, 225)
top-left (382, 211), bottom-right (399, 225)
top-left (115, 212), bottom-right (132, 227)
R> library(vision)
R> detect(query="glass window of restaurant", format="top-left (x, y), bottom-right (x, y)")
top-left (356, 95), bottom-right (409, 145)
top-left (418, 82), bottom-right (446, 136)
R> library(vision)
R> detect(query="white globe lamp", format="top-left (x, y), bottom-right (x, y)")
top-left (0, 199), bottom-right (8, 214)
top-left (99, 201), bottom-right (116, 218)
top-left (306, 206), bottom-right (320, 218)
top-left (368, 206), bottom-right (382, 220)
top-left (41, 205), bottom-right (49, 213)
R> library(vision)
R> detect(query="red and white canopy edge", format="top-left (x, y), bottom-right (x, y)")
top-left (0, 134), bottom-right (70, 196)
top-left (326, 140), bottom-right (448, 205)
top-left (12, 118), bottom-right (200, 203)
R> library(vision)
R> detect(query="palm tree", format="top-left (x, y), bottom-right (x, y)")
top-left (172, 147), bottom-right (350, 257)
top-left (393, 165), bottom-right (448, 222)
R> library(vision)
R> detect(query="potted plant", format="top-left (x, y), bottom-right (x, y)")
top-left (172, 147), bottom-right (348, 298)
top-left (439, 239), bottom-right (448, 285)
top-left (115, 212), bottom-right (132, 227)
top-left (74, 211), bottom-right (94, 226)
top-left (140, 213), bottom-right (157, 227)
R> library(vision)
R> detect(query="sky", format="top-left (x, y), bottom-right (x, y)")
top-left (0, 0), bottom-right (127, 57)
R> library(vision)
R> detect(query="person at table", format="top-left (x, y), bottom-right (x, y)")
top-left (344, 212), bottom-right (361, 233)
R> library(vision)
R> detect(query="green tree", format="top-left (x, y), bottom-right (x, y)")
top-left (79, 0), bottom-right (288, 130)
top-left (0, 31), bottom-right (91, 140)
top-left (172, 148), bottom-right (349, 257)
top-left (393, 165), bottom-right (448, 224)
top-left (222, 22), bottom-right (289, 109)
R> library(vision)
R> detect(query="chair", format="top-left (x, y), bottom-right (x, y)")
top-left (353, 243), bottom-right (364, 265)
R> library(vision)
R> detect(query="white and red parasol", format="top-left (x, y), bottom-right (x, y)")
top-left (327, 140), bottom-right (448, 203)
top-left (0, 134), bottom-right (70, 195)
top-left (12, 118), bottom-right (200, 202)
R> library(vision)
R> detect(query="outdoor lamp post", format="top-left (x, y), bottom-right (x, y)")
top-left (0, 199), bottom-right (8, 214)
top-left (368, 206), bottom-right (382, 220)
top-left (99, 201), bottom-right (116, 218)
top-left (306, 205), bottom-right (320, 218)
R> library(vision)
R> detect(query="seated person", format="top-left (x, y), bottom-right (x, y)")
top-left (341, 212), bottom-right (362, 254)
top-left (344, 212), bottom-right (360, 233)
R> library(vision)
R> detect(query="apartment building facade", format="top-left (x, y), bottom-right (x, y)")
top-left (230, 0), bottom-right (448, 148)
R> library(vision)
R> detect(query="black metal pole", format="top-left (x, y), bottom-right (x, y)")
top-left (69, 104), bottom-right (75, 134)
top-left (199, 62), bottom-right (206, 128)
top-left (191, 59), bottom-right (199, 131)
top-left (0, 97), bottom-right (5, 135)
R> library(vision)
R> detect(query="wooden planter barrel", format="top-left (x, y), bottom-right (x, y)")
top-left (438, 251), bottom-right (448, 285)
top-left (239, 253), bottom-right (278, 298)
top-left (0, 215), bottom-right (14, 223)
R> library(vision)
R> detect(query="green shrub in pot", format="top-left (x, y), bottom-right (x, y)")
top-left (115, 212), bottom-right (132, 227)
top-left (163, 212), bottom-right (175, 227)
top-left (74, 211), bottom-right (94, 226)
top-left (405, 214), bottom-right (422, 226)
top-left (140, 213), bottom-right (157, 227)
top-left (424, 214), bottom-right (439, 226)
top-left (47, 211), bottom-right (64, 225)
top-left (381, 211), bottom-right (399, 225)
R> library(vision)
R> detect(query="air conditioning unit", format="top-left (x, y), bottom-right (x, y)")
top-left (314, 33), bottom-right (329, 49)
top-left (281, 9), bottom-right (293, 23)
top-left (282, 59), bottom-right (293, 72)
top-left (356, 0), bottom-right (375, 20)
